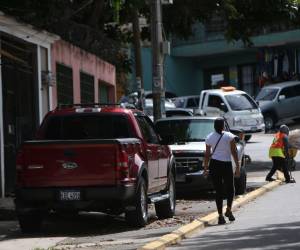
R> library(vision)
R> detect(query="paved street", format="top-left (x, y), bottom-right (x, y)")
top-left (167, 170), bottom-right (300, 250)
top-left (0, 128), bottom-right (299, 250)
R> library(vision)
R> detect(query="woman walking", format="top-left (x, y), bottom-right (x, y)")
top-left (203, 117), bottom-right (240, 224)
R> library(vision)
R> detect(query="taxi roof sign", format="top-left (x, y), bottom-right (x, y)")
top-left (221, 86), bottom-right (236, 92)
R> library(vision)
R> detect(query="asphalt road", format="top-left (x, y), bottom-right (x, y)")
top-left (167, 171), bottom-right (300, 250)
top-left (1, 126), bottom-right (299, 250)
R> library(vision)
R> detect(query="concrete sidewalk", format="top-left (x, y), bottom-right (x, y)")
top-left (0, 197), bottom-right (15, 221)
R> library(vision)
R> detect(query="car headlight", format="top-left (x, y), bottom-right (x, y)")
top-left (233, 117), bottom-right (242, 126)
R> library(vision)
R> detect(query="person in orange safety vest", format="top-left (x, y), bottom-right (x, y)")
top-left (266, 125), bottom-right (295, 183)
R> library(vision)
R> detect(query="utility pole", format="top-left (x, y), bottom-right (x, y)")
top-left (132, 8), bottom-right (144, 110)
top-left (151, 0), bottom-right (165, 121)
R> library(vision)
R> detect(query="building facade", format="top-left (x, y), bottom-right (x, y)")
top-left (130, 21), bottom-right (300, 98)
top-left (0, 12), bottom-right (116, 197)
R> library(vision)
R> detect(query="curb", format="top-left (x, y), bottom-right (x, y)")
top-left (140, 171), bottom-right (284, 250)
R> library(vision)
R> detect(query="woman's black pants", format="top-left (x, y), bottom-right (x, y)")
top-left (209, 159), bottom-right (234, 215)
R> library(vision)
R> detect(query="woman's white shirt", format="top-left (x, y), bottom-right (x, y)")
top-left (205, 131), bottom-right (235, 162)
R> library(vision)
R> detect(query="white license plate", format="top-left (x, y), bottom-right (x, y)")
top-left (60, 190), bottom-right (81, 201)
top-left (251, 126), bottom-right (257, 131)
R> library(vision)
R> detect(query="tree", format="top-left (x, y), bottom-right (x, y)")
top-left (1, 0), bottom-right (299, 68)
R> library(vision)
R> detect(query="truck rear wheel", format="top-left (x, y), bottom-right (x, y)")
top-left (18, 211), bottom-right (43, 233)
top-left (125, 178), bottom-right (148, 227)
top-left (155, 172), bottom-right (176, 219)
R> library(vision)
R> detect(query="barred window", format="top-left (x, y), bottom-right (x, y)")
top-left (56, 63), bottom-right (73, 105)
top-left (80, 72), bottom-right (94, 103)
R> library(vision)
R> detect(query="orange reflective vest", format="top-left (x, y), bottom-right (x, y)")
top-left (269, 132), bottom-right (285, 158)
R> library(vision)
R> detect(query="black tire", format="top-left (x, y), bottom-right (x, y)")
top-left (245, 135), bottom-right (252, 142)
top-left (264, 114), bottom-right (276, 131)
top-left (235, 168), bottom-right (247, 195)
top-left (125, 178), bottom-right (148, 227)
top-left (18, 211), bottom-right (43, 233)
top-left (155, 172), bottom-right (176, 219)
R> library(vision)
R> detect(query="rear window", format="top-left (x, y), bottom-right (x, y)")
top-left (42, 114), bottom-right (132, 140)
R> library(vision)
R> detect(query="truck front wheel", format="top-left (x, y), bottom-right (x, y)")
top-left (125, 178), bottom-right (148, 227)
top-left (155, 172), bottom-right (176, 219)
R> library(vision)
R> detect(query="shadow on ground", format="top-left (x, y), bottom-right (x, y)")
top-left (171, 221), bottom-right (300, 250)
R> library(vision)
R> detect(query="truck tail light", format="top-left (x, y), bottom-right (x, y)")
top-left (116, 149), bottom-right (129, 180)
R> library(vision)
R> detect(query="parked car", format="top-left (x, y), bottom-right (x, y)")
top-left (166, 108), bottom-right (194, 117)
top-left (15, 104), bottom-right (176, 233)
top-left (144, 98), bottom-right (176, 120)
top-left (172, 95), bottom-right (199, 113)
top-left (154, 116), bottom-right (247, 195)
top-left (256, 81), bottom-right (300, 130)
top-left (195, 87), bottom-right (265, 141)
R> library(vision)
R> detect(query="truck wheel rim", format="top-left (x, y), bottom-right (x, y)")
top-left (140, 185), bottom-right (147, 220)
top-left (169, 179), bottom-right (175, 210)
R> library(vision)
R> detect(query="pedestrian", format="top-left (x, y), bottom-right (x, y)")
top-left (266, 124), bottom-right (296, 183)
top-left (203, 117), bottom-right (240, 225)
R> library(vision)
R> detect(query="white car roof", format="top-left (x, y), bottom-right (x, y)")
top-left (203, 89), bottom-right (246, 96)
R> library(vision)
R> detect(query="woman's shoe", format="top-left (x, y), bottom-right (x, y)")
top-left (225, 210), bottom-right (235, 221)
top-left (218, 215), bottom-right (226, 225)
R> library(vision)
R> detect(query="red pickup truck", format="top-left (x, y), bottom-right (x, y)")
top-left (15, 104), bottom-right (176, 233)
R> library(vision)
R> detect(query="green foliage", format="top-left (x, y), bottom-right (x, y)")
top-left (1, 0), bottom-right (300, 71)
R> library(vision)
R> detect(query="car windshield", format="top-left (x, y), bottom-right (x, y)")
top-left (155, 119), bottom-right (214, 144)
top-left (225, 94), bottom-right (258, 111)
top-left (256, 88), bottom-right (279, 101)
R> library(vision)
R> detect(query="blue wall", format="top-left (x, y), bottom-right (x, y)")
top-left (130, 47), bottom-right (204, 97)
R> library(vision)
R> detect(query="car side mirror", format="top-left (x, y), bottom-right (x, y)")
top-left (278, 95), bottom-right (285, 101)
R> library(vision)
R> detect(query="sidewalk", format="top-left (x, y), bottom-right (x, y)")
top-left (0, 197), bottom-right (15, 220)
top-left (166, 171), bottom-right (300, 250)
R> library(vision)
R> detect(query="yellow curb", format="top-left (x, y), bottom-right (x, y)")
top-left (140, 171), bottom-right (284, 250)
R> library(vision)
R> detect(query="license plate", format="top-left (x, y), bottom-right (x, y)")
top-left (251, 126), bottom-right (257, 131)
top-left (60, 190), bottom-right (81, 201)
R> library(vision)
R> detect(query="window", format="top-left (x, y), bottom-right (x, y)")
top-left (241, 66), bottom-right (254, 95)
top-left (80, 72), bottom-right (94, 103)
top-left (43, 114), bottom-right (132, 140)
top-left (280, 86), bottom-right (294, 99)
top-left (186, 97), bottom-right (199, 108)
top-left (56, 63), bottom-right (73, 104)
top-left (99, 83), bottom-right (109, 103)
top-left (208, 95), bottom-right (224, 109)
top-left (155, 119), bottom-right (215, 144)
top-left (135, 116), bottom-right (158, 144)
top-left (225, 94), bottom-right (258, 111)
top-left (256, 88), bottom-right (279, 101)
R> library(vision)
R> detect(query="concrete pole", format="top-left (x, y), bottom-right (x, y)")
top-left (151, 0), bottom-right (165, 121)
top-left (132, 8), bottom-right (145, 110)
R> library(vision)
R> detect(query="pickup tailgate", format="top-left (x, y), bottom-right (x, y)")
top-left (20, 139), bottom-right (119, 187)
